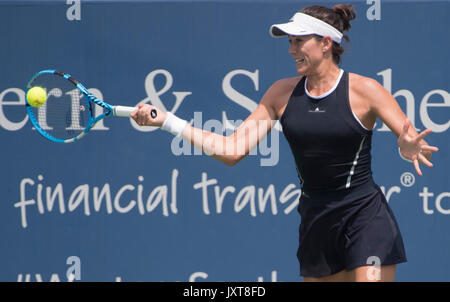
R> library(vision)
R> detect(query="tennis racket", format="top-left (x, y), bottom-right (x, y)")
top-left (25, 69), bottom-right (156, 143)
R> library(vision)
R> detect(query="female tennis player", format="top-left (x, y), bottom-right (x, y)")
top-left (131, 4), bottom-right (439, 282)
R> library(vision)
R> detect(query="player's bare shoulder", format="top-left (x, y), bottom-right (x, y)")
top-left (348, 72), bottom-right (386, 101)
top-left (272, 76), bottom-right (302, 94)
top-left (262, 76), bottom-right (303, 119)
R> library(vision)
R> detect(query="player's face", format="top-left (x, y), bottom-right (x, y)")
top-left (288, 35), bottom-right (324, 75)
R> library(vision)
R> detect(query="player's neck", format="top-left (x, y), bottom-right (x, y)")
top-left (305, 63), bottom-right (341, 94)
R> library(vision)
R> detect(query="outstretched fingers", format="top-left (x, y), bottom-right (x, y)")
top-left (415, 128), bottom-right (433, 143)
top-left (420, 144), bottom-right (439, 153)
top-left (418, 152), bottom-right (433, 167)
top-left (413, 159), bottom-right (423, 176)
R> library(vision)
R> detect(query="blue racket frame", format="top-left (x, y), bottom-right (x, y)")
top-left (26, 69), bottom-right (114, 143)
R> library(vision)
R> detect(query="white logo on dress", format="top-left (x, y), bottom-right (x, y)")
top-left (309, 107), bottom-right (325, 113)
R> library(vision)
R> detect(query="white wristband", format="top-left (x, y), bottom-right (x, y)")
top-left (161, 112), bottom-right (187, 137)
top-left (398, 147), bottom-right (413, 163)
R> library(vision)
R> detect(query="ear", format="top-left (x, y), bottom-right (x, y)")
top-left (321, 36), bottom-right (333, 52)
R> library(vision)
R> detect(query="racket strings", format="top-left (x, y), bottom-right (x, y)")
top-left (28, 73), bottom-right (92, 140)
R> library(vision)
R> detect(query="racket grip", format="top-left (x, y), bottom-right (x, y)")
top-left (113, 106), bottom-right (137, 117)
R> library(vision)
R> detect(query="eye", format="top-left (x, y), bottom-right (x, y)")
top-left (288, 38), bottom-right (302, 44)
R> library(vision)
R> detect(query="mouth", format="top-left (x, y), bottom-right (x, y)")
top-left (295, 58), bottom-right (305, 64)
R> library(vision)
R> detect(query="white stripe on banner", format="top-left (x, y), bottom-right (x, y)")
top-left (346, 137), bottom-right (366, 188)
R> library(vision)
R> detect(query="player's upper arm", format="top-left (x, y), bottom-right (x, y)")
top-left (354, 75), bottom-right (407, 138)
top-left (239, 77), bottom-right (294, 127)
top-left (227, 78), bottom-right (294, 165)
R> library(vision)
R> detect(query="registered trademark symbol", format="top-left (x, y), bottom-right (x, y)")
top-left (400, 172), bottom-right (415, 187)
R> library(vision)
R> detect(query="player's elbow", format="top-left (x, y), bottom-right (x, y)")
top-left (222, 156), bottom-right (238, 167)
top-left (222, 155), bottom-right (244, 167)
top-left (219, 134), bottom-right (249, 166)
top-left (223, 160), bottom-right (237, 167)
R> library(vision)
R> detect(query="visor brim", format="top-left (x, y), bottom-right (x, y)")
top-left (269, 23), bottom-right (313, 38)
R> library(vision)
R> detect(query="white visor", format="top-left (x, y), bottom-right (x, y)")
top-left (270, 12), bottom-right (343, 44)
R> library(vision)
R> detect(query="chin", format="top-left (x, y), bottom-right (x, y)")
top-left (296, 67), bottom-right (308, 77)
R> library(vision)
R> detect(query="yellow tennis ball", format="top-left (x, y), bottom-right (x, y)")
top-left (26, 86), bottom-right (47, 107)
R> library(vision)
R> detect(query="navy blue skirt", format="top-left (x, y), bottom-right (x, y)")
top-left (297, 179), bottom-right (407, 278)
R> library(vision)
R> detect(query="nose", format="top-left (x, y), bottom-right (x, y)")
top-left (288, 41), bottom-right (296, 56)
top-left (289, 43), bottom-right (295, 55)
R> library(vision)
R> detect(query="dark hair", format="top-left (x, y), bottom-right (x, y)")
top-left (300, 4), bottom-right (356, 64)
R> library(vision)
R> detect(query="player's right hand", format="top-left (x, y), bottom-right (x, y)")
top-left (130, 103), bottom-right (166, 127)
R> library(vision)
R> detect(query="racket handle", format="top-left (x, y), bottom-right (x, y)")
top-left (113, 106), bottom-right (158, 118)
top-left (113, 106), bottom-right (136, 117)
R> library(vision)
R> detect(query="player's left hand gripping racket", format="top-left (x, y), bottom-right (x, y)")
top-left (25, 69), bottom-right (156, 143)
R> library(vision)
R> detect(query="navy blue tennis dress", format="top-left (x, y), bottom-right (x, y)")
top-left (280, 69), bottom-right (407, 278)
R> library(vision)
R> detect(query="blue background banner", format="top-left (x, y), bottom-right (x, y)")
top-left (0, 0), bottom-right (448, 281)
